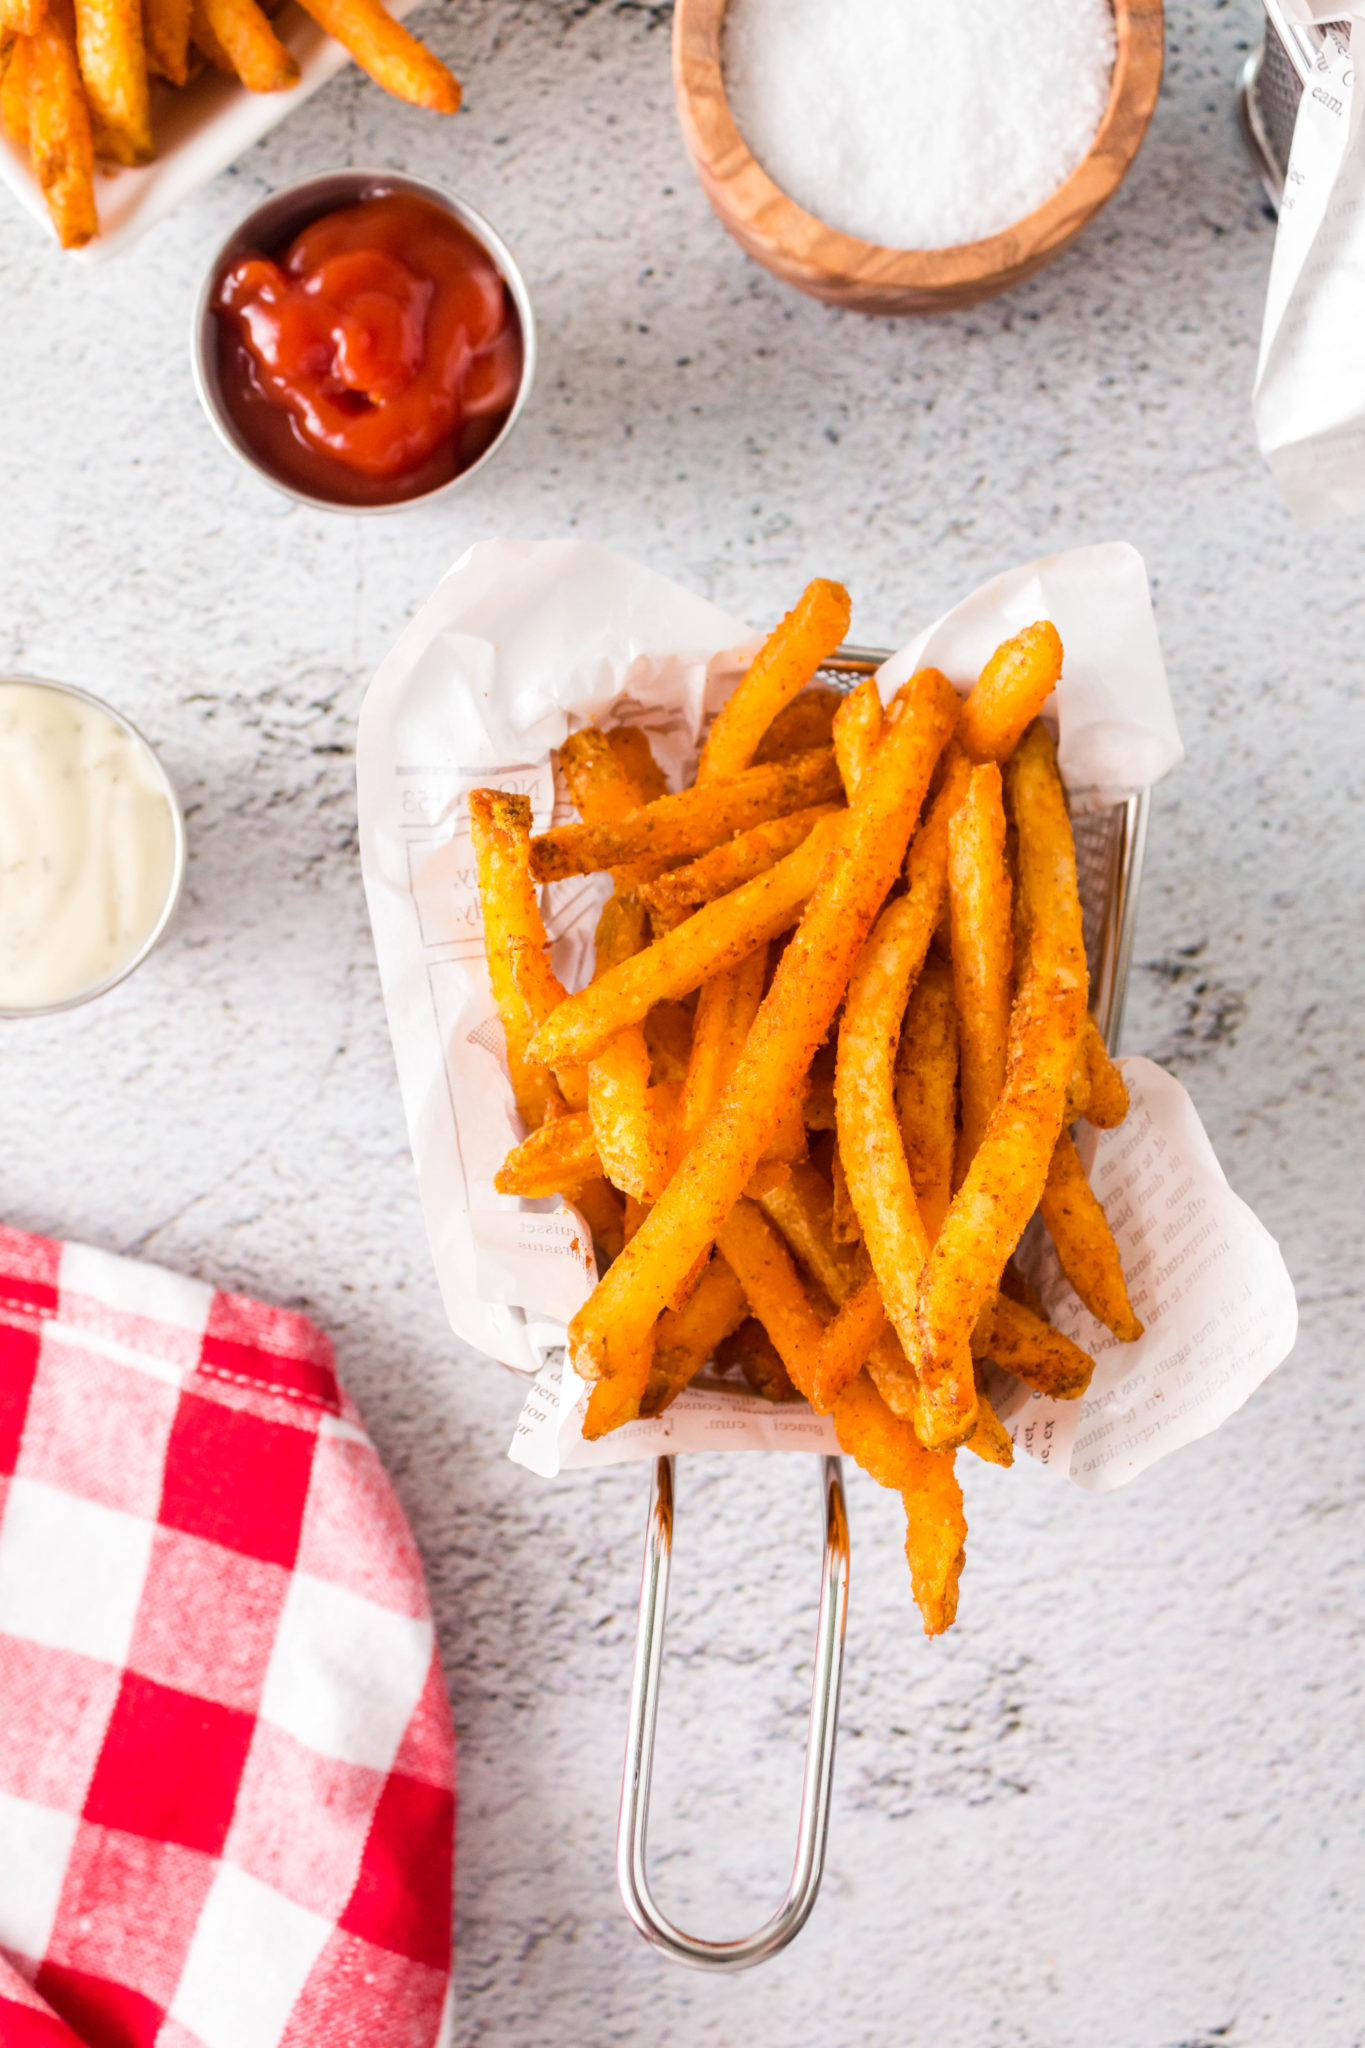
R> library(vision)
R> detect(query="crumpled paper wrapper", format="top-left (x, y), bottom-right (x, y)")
top-left (356, 537), bottom-right (1295, 1493)
top-left (1253, 4), bottom-right (1365, 520)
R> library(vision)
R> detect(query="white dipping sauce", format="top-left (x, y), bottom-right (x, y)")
top-left (0, 682), bottom-right (179, 1012)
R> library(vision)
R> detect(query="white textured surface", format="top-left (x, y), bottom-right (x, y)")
top-left (0, 4), bottom-right (1361, 2043)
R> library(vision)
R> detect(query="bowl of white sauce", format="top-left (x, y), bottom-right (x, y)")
top-left (0, 678), bottom-right (185, 1018)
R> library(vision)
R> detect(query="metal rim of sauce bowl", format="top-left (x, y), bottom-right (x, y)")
top-left (0, 675), bottom-right (187, 1020)
top-left (190, 168), bottom-right (538, 515)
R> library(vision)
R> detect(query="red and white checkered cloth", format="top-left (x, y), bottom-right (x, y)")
top-left (0, 1225), bottom-right (455, 2048)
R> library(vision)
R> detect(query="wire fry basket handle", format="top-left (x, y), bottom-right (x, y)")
top-left (617, 1453), bottom-right (850, 1972)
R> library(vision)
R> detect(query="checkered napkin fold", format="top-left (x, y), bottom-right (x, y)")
top-left (0, 1226), bottom-right (455, 2048)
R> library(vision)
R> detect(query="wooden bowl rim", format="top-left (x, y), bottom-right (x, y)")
top-left (673, 0), bottom-right (1164, 293)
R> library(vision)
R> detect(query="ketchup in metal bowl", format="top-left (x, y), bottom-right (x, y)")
top-left (211, 192), bottom-right (525, 509)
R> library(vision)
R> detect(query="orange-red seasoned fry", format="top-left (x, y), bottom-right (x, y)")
top-left (564, 670), bottom-right (958, 1400)
top-left (495, 1083), bottom-right (681, 1197)
top-left (714, 1196), bottom-right (826, 1401)
top-left (829, 1142), bottom-right (860, 1244)
top-left (832, 675), bottom-right (882, 800)
top-left (642, 1001), bottom-right (691, 1083)
top-left (1040, 1130), bottom-right (1143, 1340)
top-left (469, 788), bottom-right (583, 1125)
top-left (830, 1370), bottom-right (966, 1637)
top-left (717, 1317), bottom-right (799, 1402)
top-left (528, 810), bottom-right (847, 1070)
top-left (73, 0), bottom-right (150, 163)
top-left (26, 0), bottom-right (96, 246)
top-left (1081, 1013), bottom-right (1129, 1129)
top-left (1, 30), bottom-right (32, 142)
top-left (0, 0), bottom-right (46, 30)
top-left (896, 951), bottom-right (958, 1242)
top-left (959, 621), bottom-right (1063, 765)
top-left (531, 747), bottom-right (842, 882)
top-left (672, 947), bottom-right (767, 1171)
top-left (606, 725), bottom-right (668, 803)
top-left (195, 0), bottom-right (295, 88)
top-left (587, 891), bottom-right (670, 1201)
top-left (752, 687), bottom-right (842, 765)
top-left (142, 0), bottom-right (189, 78)
top-left (571, 1178), bottom-right (626, 1265)
top-left (293, 0), bottom-right (459, 109)
top-left (948, 761), bottom-right (1013, 1161)
top-left (698, 579), bottom-right (850, 785)
top-left (975, 1293), bottom-right (1095, 1400)
top-left (813, 1267), bottom-right (884, 1410)
top-left (639, 804), bottom-right (840, 917)
top-left (913, 720), bottom-right (1088, 1411)
top-left (639, 1254), bottom-right (748, 1415)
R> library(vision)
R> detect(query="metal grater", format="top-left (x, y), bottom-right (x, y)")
top-left (1239, 1), bottom-right (1351, 206)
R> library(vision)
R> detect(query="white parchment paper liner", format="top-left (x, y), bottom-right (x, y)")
top-left (357, 537), bottom-right (1296, 1491)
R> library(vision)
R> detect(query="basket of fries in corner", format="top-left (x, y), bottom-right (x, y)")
top-left (0, 0), bottom-right (459, 250)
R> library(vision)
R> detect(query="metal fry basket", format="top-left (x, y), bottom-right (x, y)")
top-left (1238, 1), bottom-right (1350, 206)
top-left (616, 648), bottom-right (1151, 1970)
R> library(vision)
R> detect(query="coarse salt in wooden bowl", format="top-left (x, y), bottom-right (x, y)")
top-left (673, 0), bottom-right (1164, 316)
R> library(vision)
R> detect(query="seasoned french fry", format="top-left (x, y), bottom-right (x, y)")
top-left (571, 1178), bottom-right (626, 1266)
top-left (966, 1382), bottom-right (1014, 1467)
top-left (555, 725), bottom-right (670, 894)
top-left (1, 30), bottom-right (32, 143)
top-left (528, 810), bottom-right (846, 1071)
top-left (895, 951), bottom-right (958, 1242)
top-left (26, 0), bottom-right (96, 246)
top-left (565, 669), bottom-right (958, 1405)
top-left (642, 1001), bottom-right (692, 1083)
top-left (813, 1267), bottom-right (884, 1411)
top-left (837, 756), bottom-right (978, 1445)
top-left (832, 675), bottom-right (882, 800)
top-left (828, 1370), bottom-right (966, 1637)
top-left (1081, 1013), bottom-right (1129, 1128)
top-left (194, 0), bottom-right (295, 89)
top-left (639, 804), bottom-right (840, 917)
top-left (468, 789), bottom-right (584, 1125)
top-left (587, 890), bottom-right (670, 1201)
top-left (1040, 1130), bottom-right (1143, 1340)
top-left (948, 761), bottom-right (1013, 1163)
top-left (804, 1037), bottom-right (837, 1130)
top-left (913, 720), bottom-right (1088, 1418)
top-left (717, 1316), bottom-right (799, 1402)
top-left (531, 747), bottom-right (842, 882)
top-left (639, 1254), bottom-right (748, 1415)
top-left (714, 1196), bottom-right (827, 1400)
top-left (829, 1142), bottom-right (860, 1243)
top-left (293, 0), bottom-right (459, 110)
top-left (975, 1292), bottom-right (1094, 1400)
top-left (495, 1082), bottom-right (681, 1198)
top-left (672, 946), bottom-right (767, 1170)
top-left (752, 686), bottom-right (842, 765)
top-left (959, 621), bottom-right (1063, 765)
top-left (698, 579), bottom-right (850, 785)
top-left (606, 724), bottom-right (668, 803)
top-left (142, 0), bottom-right (189, 79)
top-left (188, 0), bottom-right (232, 68)
top-left (73, 0), bottom-right (150, 163)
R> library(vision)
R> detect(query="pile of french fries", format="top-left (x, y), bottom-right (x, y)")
top-left (0, 0), bottom-right (459, 248)
top-left (471, 582), bottom-right (1145, 1635)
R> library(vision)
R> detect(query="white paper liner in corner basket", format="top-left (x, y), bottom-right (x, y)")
top-left (356, 537), bottom-right (1297, 1493)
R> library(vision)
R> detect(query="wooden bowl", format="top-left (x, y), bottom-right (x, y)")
top-left (673, 0), bottom-right (1164, 316)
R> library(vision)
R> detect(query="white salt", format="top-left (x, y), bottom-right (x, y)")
top-left (723, 0), bottom-right (1117, 252)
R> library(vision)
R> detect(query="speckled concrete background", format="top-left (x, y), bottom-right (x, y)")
top-left (2, 3), bottom-right (1362, 2042)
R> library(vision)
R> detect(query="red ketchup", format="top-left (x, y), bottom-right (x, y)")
top-left (213, 192), bottom-right (524, 507)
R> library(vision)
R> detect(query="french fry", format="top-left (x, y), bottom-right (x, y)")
top-left (948, 762), bottom-right (1013, 1163)
top-left (571, 1178), bottom-right (626, 1266)
top-left (606, 724), bottom-right (668, 802)
top-left (959, 621), bottom-right (1063, 765)
top-left (188, 0), bottom-right (232, 68)
top-left (642, 1001), bottom-right (692, 1083)
top-left (293, 0), bottom-right (459, 110)
top-left (639, 1254), bottom-right (748, 1415)
top-left (555, 725), bottom-right (669, 893)
top-left (194, 0), bottom-right (295, 89)
top-left (966, 1382), bottom-right (1014, 1467)
top-left (804, 1037), bottom-right (837, 1130)
top-left (698, 579), bottom-right (850, 785)
top-left (714, 1196), bottom-right (827, 1400)
top-left (717, 1317), bottom-right (799, 1402)
top-left (1040, 1130), bottom-right (1144, 1340)
top-left (813, 1267), bottom-right (884, 1411)
top-left (1081, 1013), bottom-right (1129, 1128)
top-left (142, 0), bottom-right (189, 80)
top-left (837, 757), bottom-right (978, 1445)
top-left (564, 669), bottom-right (958, 1408)
top-left (1, 30), bottom-right (31, 143)
top-left (639, 804), bottom-right (840, 918)
top-left (672, 946), bottom-right (767, 1170)
top-left (73, 0), bottom-right (150, 163)
top-left (975, 1292), bottom-right (1095, 1400)
top-left (913, 720), bottom-right (1088, 1420)
top-left (587, 889), bottom-right (670, 1201)
top-left (26, 0), bottom-right (96, 246)
top-left (468, 789), bottom-right (583, 1125)
top-left (829, 1142), bottom-right (860, 1243)
top-left (826, 1370), bottom-right (966, 1637)
top-left (495, 1083), bottom-right (681, 1198)
top-left (895, 951), bottom-right (958, 1242)
top-left (527, 809), bottom-right (847, 1071)
top-left (832, 676), bottom-right (882, 800)
top-left (531, 747), bottom-right (842, 882)
top-left (752, 686), bottom-right (842, 765)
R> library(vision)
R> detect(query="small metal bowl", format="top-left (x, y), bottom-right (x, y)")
top-left (191, 168), bottom-right (537, 514)
top-left (0, 676), bottom-right (186, 1020)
